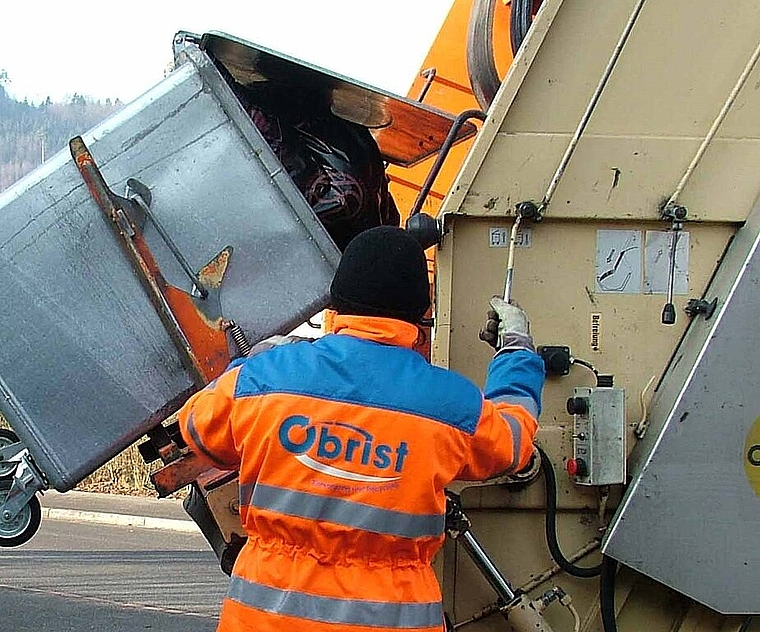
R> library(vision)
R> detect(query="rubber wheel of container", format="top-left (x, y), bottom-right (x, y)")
top-left (0, 428), bottom-right (20, 479)
top-left (0, 479), bottom-right (41, 547)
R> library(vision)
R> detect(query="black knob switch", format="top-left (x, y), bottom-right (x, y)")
top-left (566, 396), bottom-right (588, 416)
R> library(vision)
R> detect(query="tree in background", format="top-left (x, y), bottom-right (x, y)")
top-left (0, 74), bottom-right (121, 192)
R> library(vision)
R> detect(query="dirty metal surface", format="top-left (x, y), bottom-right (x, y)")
top-left (0, 48), bottom-right (340, 491)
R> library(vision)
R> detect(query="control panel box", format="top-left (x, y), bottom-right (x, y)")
top-left (567, 386), bottom-right (626, 486)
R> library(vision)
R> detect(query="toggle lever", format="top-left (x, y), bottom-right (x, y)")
top-left (660, 203), bottom-right (687, 325)
top-left (503, 201), bottom-right (540, 302)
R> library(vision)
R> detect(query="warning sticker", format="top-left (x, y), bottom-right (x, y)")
top-left (745, 416), bottom-right (760, 499)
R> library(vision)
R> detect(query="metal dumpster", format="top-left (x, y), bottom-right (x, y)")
top-left (0, 45), bottom-right (341, 493)
top-left (0, 32), bottom-right (478, 549)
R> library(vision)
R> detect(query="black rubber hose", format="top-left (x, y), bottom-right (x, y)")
top-left (600, 555), bottom-right (619, 632)
top-left (466, 0), bottom-right (502, 110)
top-left (510, 0), bottom-right (535, 55)
top-left (738, 617), bottom-right (755, 632)
top-left (536, 445), bottom-right (602, 578)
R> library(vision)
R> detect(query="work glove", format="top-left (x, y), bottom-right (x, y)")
top-left (478, 296), bottom-right (535, 354)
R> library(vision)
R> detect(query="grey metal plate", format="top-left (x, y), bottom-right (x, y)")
top-left (603, 200), bottom-right (760, 614)
top-left (0, 48), bottom-right (340, 491)
top-left (198, 31), bottom-right (477, 168)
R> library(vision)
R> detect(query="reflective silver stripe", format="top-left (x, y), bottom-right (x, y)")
top-left (186, 412), bottom-right (236, 469)
top-left (242, 483), bottom-right (444, 538)
top-left (239, 483), bottom-right (254, 506)
top-left (492, 394), bottom-right (539, 419)
top-left (227, 575), bottom-right (443, 629)
top-left (495, 411), bottom-right (523, 472)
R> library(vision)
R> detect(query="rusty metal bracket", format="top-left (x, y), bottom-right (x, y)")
top-left (151, 449), bottom-right (210, 497)
top-left (70, 136), bottom-right (244, 501)
top-left (69, 136), bottom-right (233, 386)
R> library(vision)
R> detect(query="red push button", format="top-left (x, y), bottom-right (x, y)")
top-left (566, 458), bottom-right (588, 477)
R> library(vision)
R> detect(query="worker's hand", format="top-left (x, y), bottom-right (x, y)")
top-left (246, 334), bottom-right (315, 358)
top-left (478, 296), bottom-right (535, 354)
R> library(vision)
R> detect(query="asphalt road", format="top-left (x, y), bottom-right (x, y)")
top-left (0, 516), bottom-right (229, 631)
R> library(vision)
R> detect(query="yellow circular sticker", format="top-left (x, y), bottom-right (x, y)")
top-left (745, 416), bottom-right (760, 498)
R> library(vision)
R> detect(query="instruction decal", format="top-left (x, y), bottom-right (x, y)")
top-left (595, 230), bottom-right (642, 293)
top-left (595, 229), bottom-right (690, 295)
top-left (644, 230), bottom-right (689, 295)
top-left (489, 227), bottom-right (532, 248)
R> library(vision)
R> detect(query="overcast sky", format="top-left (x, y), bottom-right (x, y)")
top-left (2, 1), bottom-right (454, 104)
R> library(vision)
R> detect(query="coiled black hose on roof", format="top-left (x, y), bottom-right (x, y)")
top-left (510, 0), bottom-right (537, 54)
top-left (466, 0), bottom-right (542, 110)
top-left (466, 0), bottom-right (502, 110)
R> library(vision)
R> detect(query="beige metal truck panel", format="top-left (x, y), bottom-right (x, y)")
top-left (433, 0), bottom-right (760, 629)
top-left (434, 217), bottom-right (733, 429)
top-left (444, 0), bottom-right (760, 222)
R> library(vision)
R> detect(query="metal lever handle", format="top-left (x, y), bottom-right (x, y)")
top-left (660, 205), bottom-right (686, 325)
top-left (503, 201), bottom-right (539, 303)
top-left (126, 178), bottom-right (208, 299)
top-left (661, 227), bottom-right (680, 324)
top-left (445, 492), bottom-right (518, 605)
top-left (503, 214), bottom-right (522, 303)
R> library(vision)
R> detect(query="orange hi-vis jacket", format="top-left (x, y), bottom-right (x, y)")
top-left (178, 314), bottom-right (544, 632)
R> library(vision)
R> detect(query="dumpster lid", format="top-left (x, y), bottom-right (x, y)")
top-left (197, 31), bottom-right (477, 168)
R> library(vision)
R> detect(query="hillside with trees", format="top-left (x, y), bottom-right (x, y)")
top-left (0, 70), bottom-right (121, 192)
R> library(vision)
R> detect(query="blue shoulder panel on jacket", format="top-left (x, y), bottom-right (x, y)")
top-left (234, 335), bottom-right (483, 434)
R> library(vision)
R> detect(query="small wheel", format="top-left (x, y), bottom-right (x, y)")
top-left (0, 478), bottom-right (41, 547)
top-left (0, 428), bottom-right (20, 479)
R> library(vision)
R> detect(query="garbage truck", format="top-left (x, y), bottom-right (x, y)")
top-left (0, 0), bottom-right (759, 631)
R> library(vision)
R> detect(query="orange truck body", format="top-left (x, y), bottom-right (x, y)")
top-left (387, 0), bottom-right (515, 222)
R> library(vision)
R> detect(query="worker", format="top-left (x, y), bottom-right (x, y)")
top-left (178, 225), bottom-right (545, 632)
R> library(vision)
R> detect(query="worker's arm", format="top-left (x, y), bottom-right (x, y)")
top-left (177, 366), bottom-right (242, 471)
top-left (457, 299), bottom-right (544, 480)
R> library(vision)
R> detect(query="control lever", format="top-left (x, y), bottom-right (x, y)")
top-left (445, 491), bottom-right (556, 631)
top-left (659, 204), bottom-right (687, 325)
top-left (503, 201), bottom-right (539, 302)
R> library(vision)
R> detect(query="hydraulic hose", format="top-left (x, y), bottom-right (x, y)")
top-left (600, 555), bottom-right (619, 632)
top-left (467, 0), bottom-right (544, 108)
top-left (536, 446), bottom-right (602, 578)
top-left (510, 0), bottom-right (535, 54)
top-left (466, 0), bottom-right (502, 110)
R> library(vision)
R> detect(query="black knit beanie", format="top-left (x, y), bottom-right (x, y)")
top-left (330, 226), bottom-right (431, 324)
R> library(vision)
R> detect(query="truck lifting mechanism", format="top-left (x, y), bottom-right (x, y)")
top-left (0, 1), bottom-right (759, 631)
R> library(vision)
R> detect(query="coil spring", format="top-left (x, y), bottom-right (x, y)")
top-left (224, 320), bottom-right (252, 357)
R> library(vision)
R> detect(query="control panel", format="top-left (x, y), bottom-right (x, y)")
top-left (566, 385), bottom-right (626, 486)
